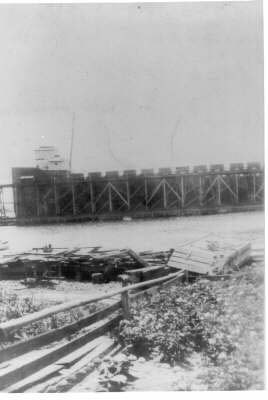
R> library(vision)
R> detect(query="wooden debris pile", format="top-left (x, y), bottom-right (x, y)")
top-left (0, 235), bottom-right (252, 283)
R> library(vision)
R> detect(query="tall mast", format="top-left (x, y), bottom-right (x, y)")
top-left (69, 112), bottom-right (75, 172)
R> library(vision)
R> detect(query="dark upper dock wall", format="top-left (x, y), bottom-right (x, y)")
top-left (9, 162), bottom-right (264, 223)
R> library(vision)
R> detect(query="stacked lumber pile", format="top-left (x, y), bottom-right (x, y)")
top-left (168, 238), bottom-right (251, 277)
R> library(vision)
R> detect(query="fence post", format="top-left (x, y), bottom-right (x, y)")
top-left (121, 291), bottom-right (130, 319)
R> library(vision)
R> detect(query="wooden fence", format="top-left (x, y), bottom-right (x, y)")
top-left (0, 270), bottom-right (184, 391)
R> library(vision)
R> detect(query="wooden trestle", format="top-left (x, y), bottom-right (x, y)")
top-left (0, 162), bottom-right (264, 225)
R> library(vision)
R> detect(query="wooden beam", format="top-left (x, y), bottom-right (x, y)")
top-left (108, 183), bottom-right (113, 212)
top-left (126, 180), bottom-right (130, 210)
top-left (144, 177), bottom-right (148, 209)
top-left (5, 337), bottom-right (113, 393)
top-left (42, 188), bottom-right (53, 201)
top-left (94, 184), bottom-right (108, 205)
top-left (168, 198), bottom-right (180, 209)
top-left (199, 175), bottom-right (203, 206)
top-left (164, 179), bottom-right (181, 201)
top-left (252, 173), bottom-right (256, 202)
top-left (121, 292), bottom-right (130, 319)
top-left (163, 179), bottom-right (167, 208)
top-left (147, 179), bottom-right (163, 204)
top-left (255, 183), bottom-right (264, 199)
top-left (168, 259), bottom-right (210, 274)
top-left (218, 175), bottom-right (238, 201)
top-left (235, 174), bottom-right (239, 203)
top-left (129, 183), bottom-right (144, 199)
top-left (216, 175), bottom-right (221, 206)
top-left (203, 176), bottom-right (218, 199)
top-left (0, 315), bottom-right (121, 390)
top-left (53, 178), bottom-right (59, 215)
top-left (0, 301), bottom-right (121, 363)
top-left (125, 265), bottom-right (169, 284)
top-left (171, 253), bottom-right (212, 265)
top-left (127, 248), bottom-right (149, 268)
top-left (71, 182), bottom-right (76, 215)
top-left (180, 175), bottom-right (184, 208)
top-left (184, 194), bottom-right (199, 208)
top-left (35, 186), bottom-right (40, 217)
top-left (97, 200), bottom-right (110, 214)
top-left (56, 187), bottom-right (72, 201)
top-left (110, 182), bottom-right (128, 207)
top-left (88, 181), bottom-right (95, 214)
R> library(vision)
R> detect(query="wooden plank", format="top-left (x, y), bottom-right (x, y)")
top-left (126, 265), bottom-right (162, 274)
top-left (126, 249), bottom-right (149, 268)
top-left (168, 260), bottom-right (210, 274)
top-left (0, 314), bottom-right (121, 390)
top-left (172, 252), bottom-right (217, 265)
top-left (4, 337), bottom-right (104, 393)
top-left (173, 247), bottom-right (217, 258)
top-left (66, 344), bottom-right (122, 393)
top-left (174, 247), bottom-right (219, 259)
top-left (125, 265), bottom-right (169, 284)
top-left (170, 253), bottom-right (212, 266)
top-left (0, 272), bottom-right (181, 337)
top-left (169, 259), bottom-right (210, 271)
top-left (55, 337), bottom-right (104, 366)
top-left (7, 364), bottom-right (62, 393)
top-left (169, 258), bottom-right (207, 269)
top-left (126, 265), bottom-right (167, 276)
top-left (121, 292), bottom-right (130, 319)
top-left (6, 337), bottom-right (114, 393)
top-left (41, 339), bottom-right (115, 393)
top-left (172, 248), bottom-right (212, 258)
top-left (0, 301), bottom-right (121, 363)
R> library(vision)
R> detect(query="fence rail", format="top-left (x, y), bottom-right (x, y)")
top-left (0, 271), bottom-right (182, 338)
top-left (0, 270), bottom-right (184, 391)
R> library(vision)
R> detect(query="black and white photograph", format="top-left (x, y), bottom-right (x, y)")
top-left (0, 0), bottom-right (265, 392)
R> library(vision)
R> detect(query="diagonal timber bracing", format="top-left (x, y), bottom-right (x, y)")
top-left (0, 163), bottom-right (263, 224)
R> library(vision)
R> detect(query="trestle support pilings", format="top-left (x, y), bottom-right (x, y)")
top-left (1, 162), bottom-right (264, 225)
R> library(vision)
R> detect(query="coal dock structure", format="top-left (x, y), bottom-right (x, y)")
top-left (0, 161), bottom-right (263, 226)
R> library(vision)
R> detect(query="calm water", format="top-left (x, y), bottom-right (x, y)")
top-left (0, 211), bottom-right (264, 253)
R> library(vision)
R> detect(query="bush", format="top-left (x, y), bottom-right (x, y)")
top-left (118, 282), bottom-right (232, 365)
top-left (117, 264), bottom-right (264, 390)
top-left (199, 358), bottom-right (262, 390)
top-left (96, 355), bottom-right (134, 391)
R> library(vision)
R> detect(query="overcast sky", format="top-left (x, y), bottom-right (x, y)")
top-left (0, 1), bottom-right (264, 183)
